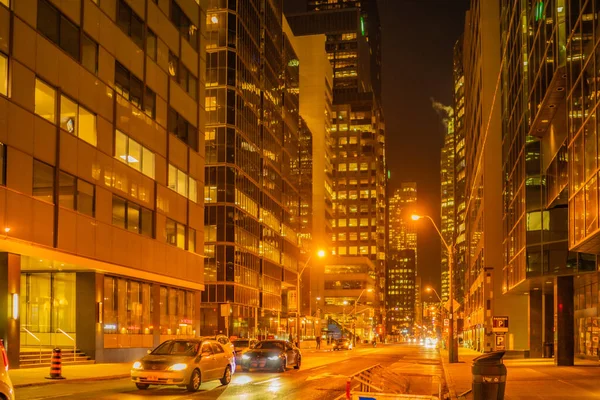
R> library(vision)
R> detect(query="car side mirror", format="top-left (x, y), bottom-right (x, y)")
top-left (147, 349), bottom-right (152, 354)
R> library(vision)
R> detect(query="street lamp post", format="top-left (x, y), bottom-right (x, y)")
top-left (297, 250), bottom-right (326, 343)
top-left (412, 214), bottom-right (458, 363)
top-left (353, 288), bottom-right (373, 346)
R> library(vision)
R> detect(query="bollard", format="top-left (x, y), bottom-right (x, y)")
top-left (346, 378), bottom-right (351, 399)
top-left (46, 348), bottom-right (65, 380)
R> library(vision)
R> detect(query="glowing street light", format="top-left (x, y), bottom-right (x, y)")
top-left (413, 214), bottom-right (458, 363)
top-left (296, 250), bottom-right (326, 343)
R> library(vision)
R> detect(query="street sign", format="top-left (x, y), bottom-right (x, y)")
top-left (492, 316), bottom-right (509, 332)
top-left (220, 303), bottom-right (231, 317)
top-left (495, 333), bottom-right (506, 350)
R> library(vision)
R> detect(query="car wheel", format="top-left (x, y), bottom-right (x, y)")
top-left (279, 358), bottom-right (287, 372)
top-left (187, 369), bottom-right (201, 392)
top-left (294, 356), bottom-right (301, 370)
top-left (220, 365), bottom-right (232, 385)
top-left (135, 383), bottom-right (149, 390)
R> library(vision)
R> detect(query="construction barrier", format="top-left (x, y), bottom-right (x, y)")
top-left (46, 348), bottom-right (65, 380)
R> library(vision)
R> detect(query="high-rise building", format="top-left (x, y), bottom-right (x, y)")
top-left (0, 0), bottom-right (207, 367)
top-left (386, 249), bottom-right (416, 335)
top-left (389, 184), bottom-right (418, 255)
top-left (452, 36), bottom-right (467, 309)
top-left (282, 22), bottom-right (333, 322)
top-left (439, 105), bottom-right (455, 305)
top-left (499, 0), bottom-right (600, 364)
top-left (459, 0), bottom-right (527, 353)
top-left (202, 0), bottom-right (302, 338)
top-left (285, 0), bottom-right (386, 338)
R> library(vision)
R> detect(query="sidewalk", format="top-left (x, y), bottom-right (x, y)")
top-left (9, 363), bottom-right (131, 388)
top-left (441, 347), bottom-right (600, 399)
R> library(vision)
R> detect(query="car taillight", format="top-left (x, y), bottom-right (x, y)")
top-left (0, 347), bottom-right (8, 371)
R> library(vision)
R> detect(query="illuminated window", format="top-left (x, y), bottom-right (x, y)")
top-left (349, 136), bottom-right (357, 144)
top-left (205, 96), bottom-right (217, 112)
top-left (360, 218), bottom-right (368, 226)
top-left (349, 191), bottom-right (358, 199)
top-left (360, 162), bottom-right (368, 171)
top-left (204, 186), bottom-right (217, 203)
top-left (350, 232), bottom-right (357, 241)
top-left (339, 137), bottom-right (348, 145)
top-left (60, 95), bottom-right (97, 146)
top-left (371, 246), bottom-right (377, 254)
top-left (168, 164), bottom-right (197, 202)
top-left (360, 246), bottom-right (368, 254)
top-left (338, 247), bottom-right (347, 255)
top-left (166, 218), bottom-right (186, 249)
top-left (35, 78), bottom-right (56, 122)
top-left (349, 163), bottom-right (358, 171)
top-left (205, 225), bottom-right (216, 241)
top-left (349, 246), bottom-right (358, 255)
top-left (338, 219), bottom-right (347, 227)
top-left (0, 52), bottom-right (6, 96)
top-left (349, 219), bottom-right (357, 227)
top-left (338, 163), bottom-right (347, 172)
top-left (115, 130), bottom-right (155, 178)
top-left (338, 233), bottom-right (346, 241)
top-left (360, 232), bottom-right (368, 240)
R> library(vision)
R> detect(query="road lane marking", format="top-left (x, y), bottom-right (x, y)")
top-left (312, 365), bottom-right (327, 371)
top-left (306, 372), bottom-right (346, 381)
top-left (253, 377), bottom-right (281, 385)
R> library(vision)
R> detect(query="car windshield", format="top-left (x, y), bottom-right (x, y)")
top-left (233, 340), bottom-right (249, 348)
top-left (254, 341), bottom-right (284, 350)
top-left (151, 341), bottom-right (199, 356)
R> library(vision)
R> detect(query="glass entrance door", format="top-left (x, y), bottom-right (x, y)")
top-left (20, 272), bottom-right (76, 348)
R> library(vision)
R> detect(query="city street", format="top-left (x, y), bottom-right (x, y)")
top-left (14, 344), bottom-right (441, 400)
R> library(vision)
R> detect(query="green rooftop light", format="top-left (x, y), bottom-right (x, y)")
top-left (535, 1), bottom-right (544, 22)
top-left (360, 16), bottom-right (365, 36)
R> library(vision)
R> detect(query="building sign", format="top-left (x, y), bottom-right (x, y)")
top-left (495, 333), bottom-right (506, 350)
top-left (288, 290), bottom-right (297, 312)
top-left (492, 316), bottom-right (509, 332)
top-left (220, 303), bottom-right (231, 317)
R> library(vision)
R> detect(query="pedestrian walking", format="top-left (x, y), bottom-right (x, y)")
top-left (316, 335), bottom-right (321, 349)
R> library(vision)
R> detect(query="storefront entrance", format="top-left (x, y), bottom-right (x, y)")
top-left (19, 272), bottom-right (76, 349)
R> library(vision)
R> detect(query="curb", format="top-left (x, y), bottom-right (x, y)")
top-left (440, 350), bottom-right (457, 400)
top-left (13, 374), bottom-right (130, 389)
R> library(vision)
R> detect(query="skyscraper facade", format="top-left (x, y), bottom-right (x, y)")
top-left (440, 110), bottom-right (455, 305)
top-left (0, 0), bottom-right (207, 367)
top-left (286, 0), bottom-right (386, 336)
top-left (459, 0), bottom-right (527, 353)
top-left (499, 0), bottom-right (600, 364)
top-left (202, 0), bottom-right (302, 338)
top-left (453, 36), bottom-right (466, 308)
top-left (386, 249), bottom-right (416, 336)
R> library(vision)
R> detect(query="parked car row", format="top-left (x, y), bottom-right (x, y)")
top-left (130, 337), bottom-right (301, 392)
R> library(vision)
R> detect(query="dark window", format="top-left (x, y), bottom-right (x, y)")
top-left (112, 195), bottom-right (153, 236)
top-left (169, 52), bottom-right (197, 99)
top-left (112, 196), bottom-right (127, 228)
top-left (146, 29), bottom-right (157, 60)
top-left (167, 107), bottom-right (197, 150)
top-left (144, 88), bottom-right (156, 118)
top-left (37, 0), bottom-right (80, 60)
top-left (77, 179), bottom-right (95, 217)
top-left (188, 227), bottom-right (196, 252)
top-left (114, 62), bottom-right (155, 118)
top-left (0, 143), bottom-right (6, 186)
top-left (82, 35), bottom-right (98, 74)
top-left (33, 160), bottom-right (55, 203)
top-left (165, 218), bottom-right (185, 249)
top-left (58, 171), bottom-right (76, 209)
top-left (117, 0), bottom-right (144, 48)
top-left (170, 1), bottom-right (197, 50)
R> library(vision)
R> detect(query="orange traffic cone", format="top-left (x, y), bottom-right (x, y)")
top-left (46, 348), bottom-right (65, 379)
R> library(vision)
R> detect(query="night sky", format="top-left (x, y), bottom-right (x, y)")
top-left (284, 0), bottom-right (469, 297)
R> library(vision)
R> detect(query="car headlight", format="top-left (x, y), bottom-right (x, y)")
top-left (132, 361), bottom-right (143, 370)
top-left (168, 363), bottom-right (188, 371)
top-left (267, 355), bottom-right (280, 360)
top-left (242, 354), bottom-right (251, 360)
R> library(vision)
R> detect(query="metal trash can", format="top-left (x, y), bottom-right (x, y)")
top-left (543, 342), bottom-right (553, 358)
top-left (472, 351), bottom-right (506, 400)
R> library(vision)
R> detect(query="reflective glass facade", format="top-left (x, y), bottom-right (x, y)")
top-left (202, 0), bottom-right (302, 337)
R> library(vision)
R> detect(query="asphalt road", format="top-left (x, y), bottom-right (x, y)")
top-left (15, 344), bottom-right (442, 400)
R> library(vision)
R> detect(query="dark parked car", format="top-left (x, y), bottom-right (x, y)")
top-left (239, 340), bottom-right (301, 372)
top-left (333, 338), bottom-right (353, 351)
top-left (232, 338), bottom-right (258, 365)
